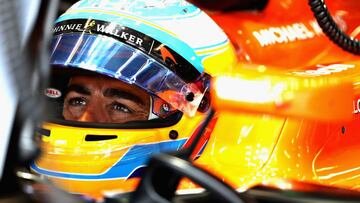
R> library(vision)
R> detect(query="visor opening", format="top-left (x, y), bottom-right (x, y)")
top-left (36, 128), bottom-right (51, 137)
top-left (85, 135), bottom-right (118, 141)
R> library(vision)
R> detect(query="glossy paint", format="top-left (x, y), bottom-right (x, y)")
top-left (179, 0), bottom-right (360, 194)
top-left (34, 0), bottom-right (237, 199)
top-left (33, 114), bottom-right (208, 199)
top-left (208, 0), bottom-right (360, 68)
top-left (35, 0), bottom-right (360, 199)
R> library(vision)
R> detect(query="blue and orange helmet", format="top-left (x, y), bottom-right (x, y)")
top-left (31, 0), bottom-right (237, 199)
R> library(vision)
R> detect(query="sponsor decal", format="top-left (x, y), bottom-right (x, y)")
top-left (53, 20), bottom-right (144, 46)
top-left (353, 98), bottom-right (360, 114)
top-left (252, 20), bottom-right (323, 47)
top-left (290, 64), bottom-right (355, 77)
top-left (45, 88), bottom-right (62, 98)
top-left (53, 19), bottom-right (200, 82)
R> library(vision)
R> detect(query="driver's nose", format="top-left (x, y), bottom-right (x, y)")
top-left (78, 105), bottom-right (109, 123)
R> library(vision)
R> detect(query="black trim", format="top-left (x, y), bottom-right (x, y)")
top-left (36, 127), bottom-right (51, 137)
top-left (85, 135), bottom-right (118, 141)
top-left (45, 111), bottom-right (183, 129)
top-left (52, 19), bottom-right (201, 82)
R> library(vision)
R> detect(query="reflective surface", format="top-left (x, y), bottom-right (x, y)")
top-left (176, 0), bottom-right (360, 195)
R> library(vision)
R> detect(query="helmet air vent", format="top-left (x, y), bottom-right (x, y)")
top-left (169, 130), bottom-right (179, 140)
top-left (36, 128), bottom-right (51, 137)
top-left (85, 135), bottom-right (118, 141)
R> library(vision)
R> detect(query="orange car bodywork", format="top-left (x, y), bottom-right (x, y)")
top-left (178, 0), bottom-right (360, 193)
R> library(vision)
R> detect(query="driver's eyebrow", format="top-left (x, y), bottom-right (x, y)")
top-left (66, 84), bottom-right (91, 95)
top-left (103, 88), bottom-right (145, 105)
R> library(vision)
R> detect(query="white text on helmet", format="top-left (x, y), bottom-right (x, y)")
top-left (53, 22), bottom-right (144, 47)
top-left (53, 23), bottom-right (83, 33)
top-left (96, 24), bottom-right (144, 46)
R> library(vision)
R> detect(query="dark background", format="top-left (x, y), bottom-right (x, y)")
top-left (59, 0), bottom-right (78, 15)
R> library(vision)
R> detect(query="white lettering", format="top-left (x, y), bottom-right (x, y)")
top-left (269, 27), bottom-right (288, 43)
top-left (253, 30), bottom-right (276, 47)
top-left (253, 23), bottom-right (317, 47)
top-left (65, 24), bottom-right (75, 30)
top-left (129, 34), bottom-right (136, 42)
top-left (96, 24), bottom-right (111, 34)
top-left (97, 24), bottom-right (106, 32)
top-left (113, 29), bottom-right (121, 37)
top-left (75, 24), bottom-right (83, 31)
top-left (309, 20), bottom-right (323, 36)
top-left (53, 24), bottom-right (83, 33)
top-left (291, 64), bottom-right (355, 76)
top-left (353, 99), bottom-right (360, 114)
top-left (280, 25), bottom-right (298, 42)
top-left (79, 23), bottom-right (144, 46)
top-left (293, 23), bottom-right (314, 39)
top-left (136, 38), bottom-right (143, 46)
top-left (120, 32), bottom-right (129, 40)
top-left (59, 25), bottom-right (65, 31)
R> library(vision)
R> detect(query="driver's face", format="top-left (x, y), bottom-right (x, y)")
top-left (62, 75), bottom-right (150, 123)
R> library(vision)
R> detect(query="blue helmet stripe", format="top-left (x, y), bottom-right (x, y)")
top-left (31, 139), bottom-right (187, 180)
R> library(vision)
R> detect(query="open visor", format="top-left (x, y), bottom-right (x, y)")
top-left (50, 33), bottom-right (204, 117)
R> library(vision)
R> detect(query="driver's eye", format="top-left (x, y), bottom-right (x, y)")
top-left (68, 97), bottom-right (87, 106)
top-left (110, 102), bottom-right (132, 113)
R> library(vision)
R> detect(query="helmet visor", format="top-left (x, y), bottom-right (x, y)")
top-left (50, 33), bottom-right (203, 117)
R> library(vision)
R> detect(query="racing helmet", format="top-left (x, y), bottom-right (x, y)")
top-left (31, 0), bottom-right (237, 199)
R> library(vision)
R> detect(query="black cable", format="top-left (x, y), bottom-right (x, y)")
top-left (309, 0), bottom-right (360, 55)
